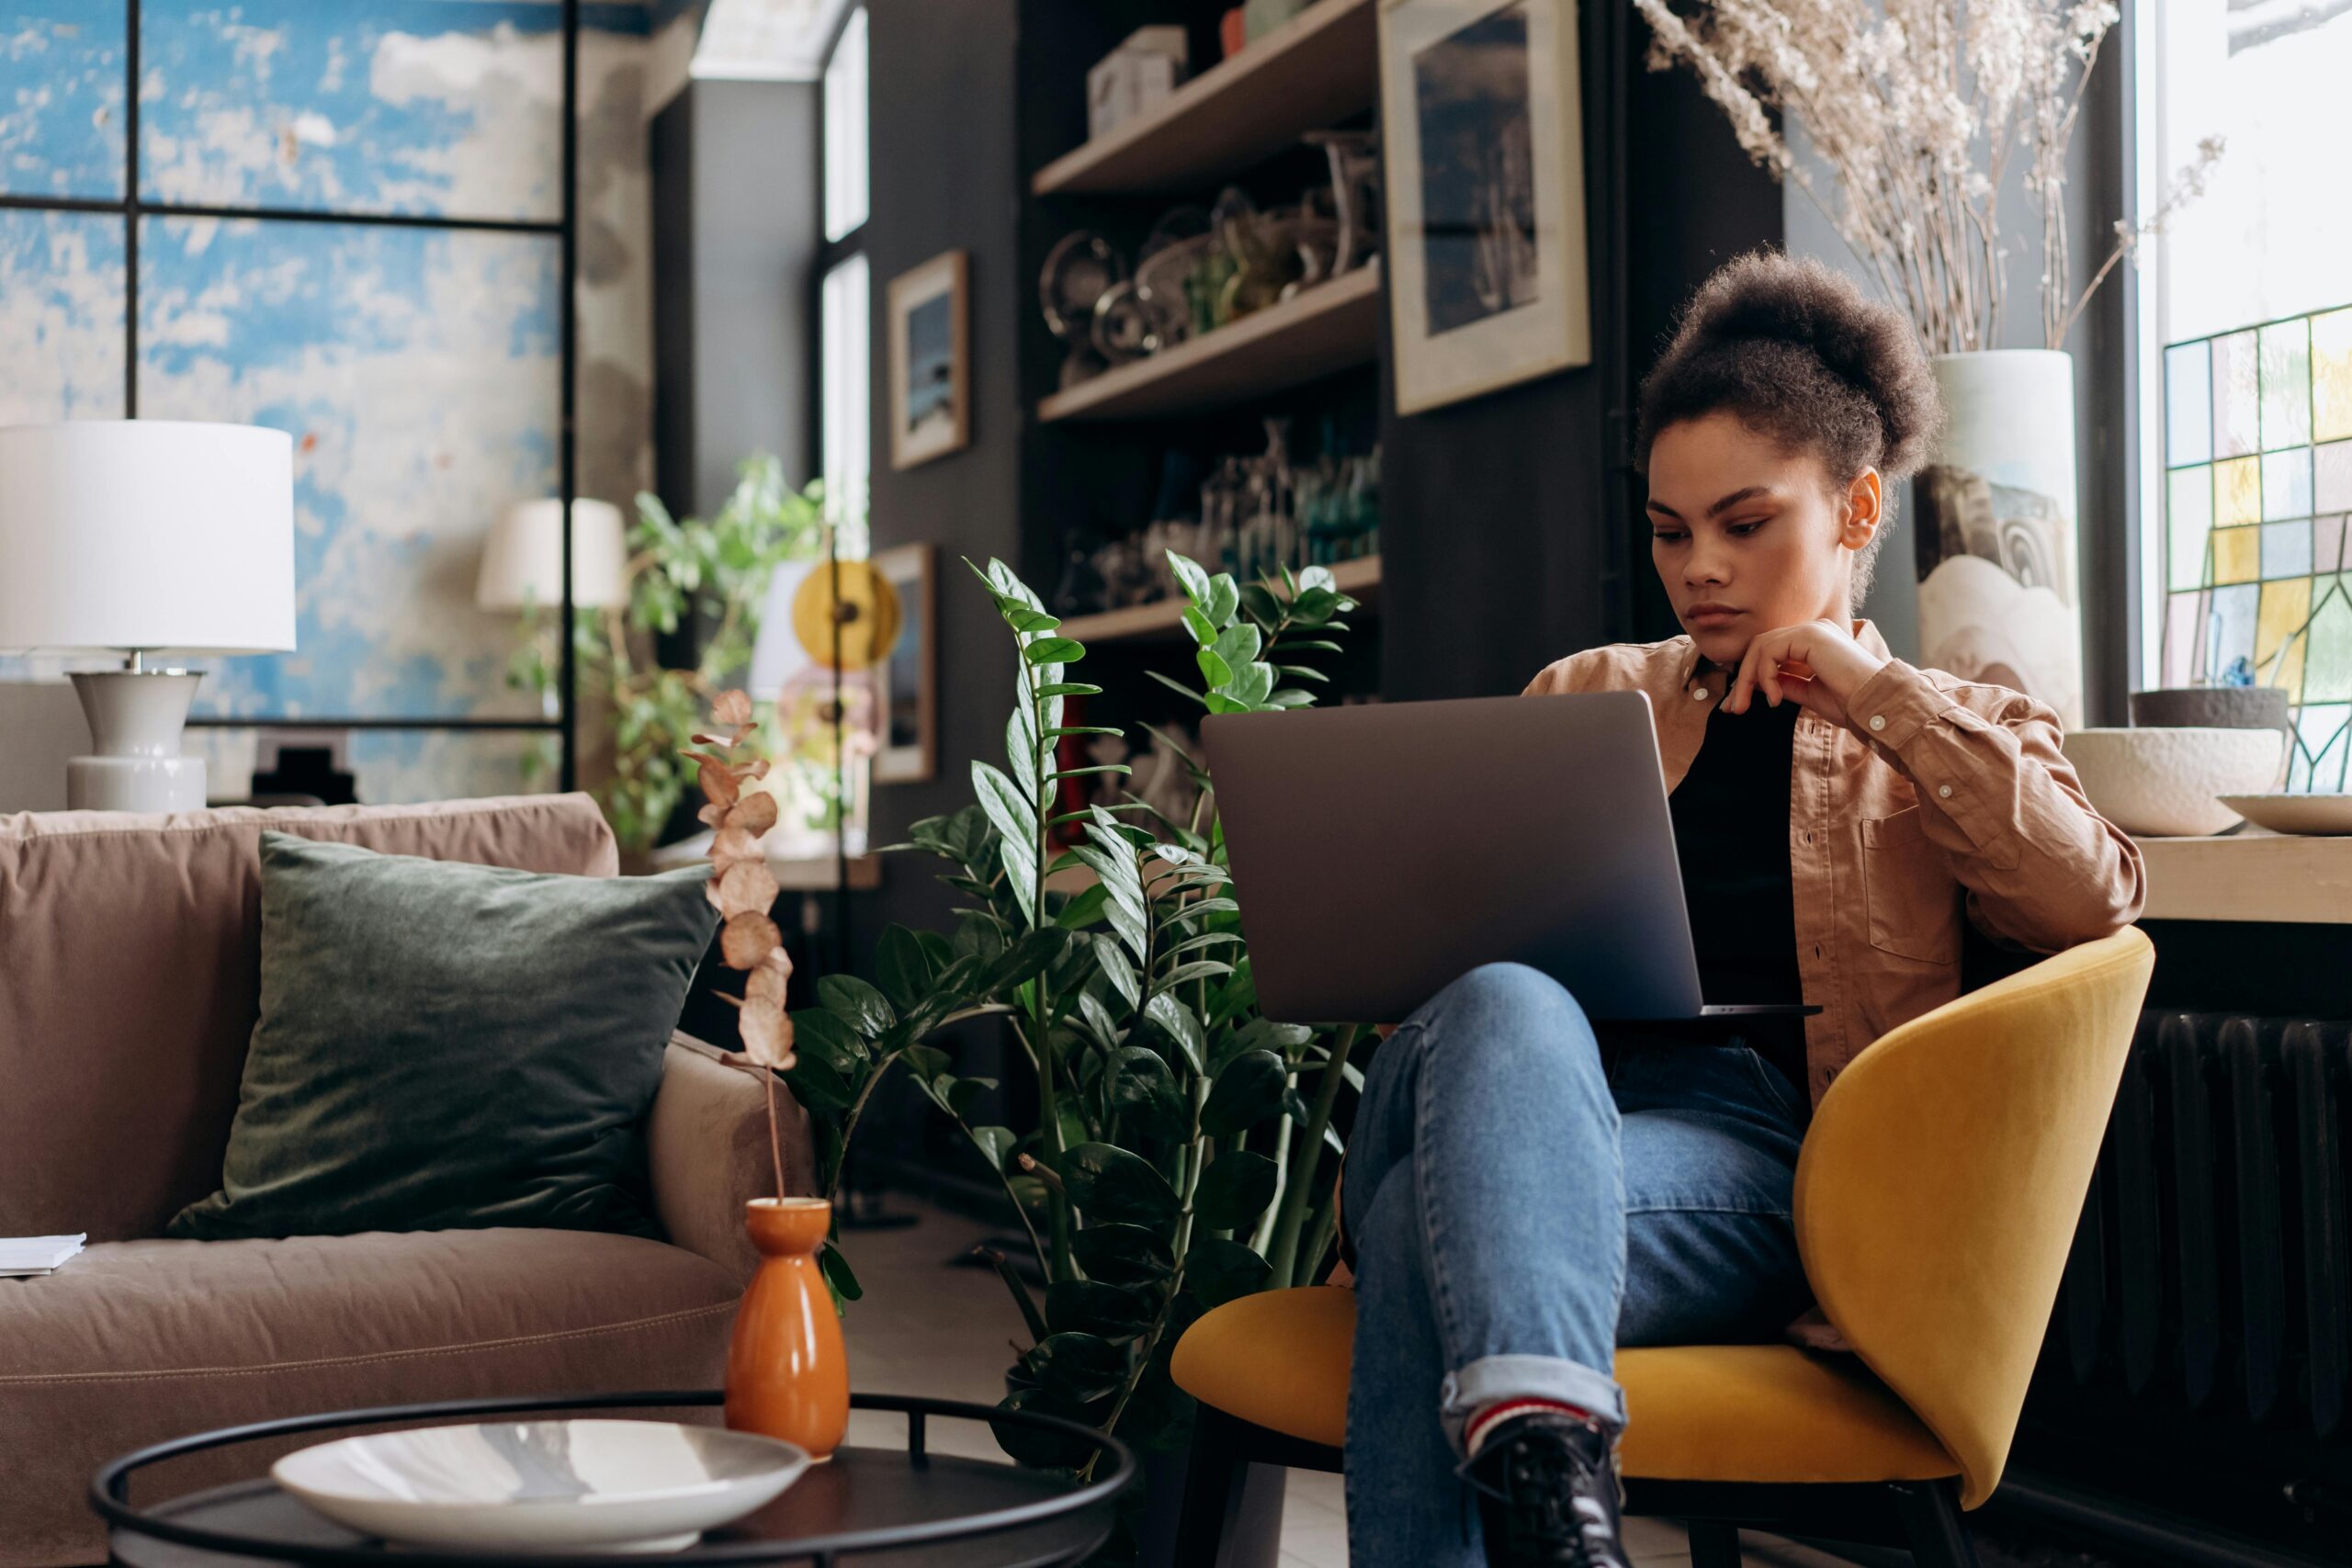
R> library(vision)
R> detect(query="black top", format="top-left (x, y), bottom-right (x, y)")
top-left (1667, 694), bottom-right (1810, 1106)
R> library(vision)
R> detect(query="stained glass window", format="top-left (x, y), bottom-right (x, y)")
top-left (2160, 303), bottom-right (2352, 793)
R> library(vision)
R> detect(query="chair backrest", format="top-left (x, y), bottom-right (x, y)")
top-left (1793, 927), bottom-right (2154, 1507)
top-left (0, 795), bottom-right (617, 1241)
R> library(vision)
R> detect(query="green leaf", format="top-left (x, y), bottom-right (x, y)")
top-left (998, 840), bottom-right (1039, 923)
top-left (972, 760), bottom-right (1034, 852)
top-left (1046, 1279), bottom-right (1154, 1341)
top-left (1023, 637), bottom-right (1084, 665)
top-left (968, 1124), bottom-right (1019, 1173)
top-left (818, 1240), bottom-right (863, 1307)
top-left (818, 974), bottom-right (897, 1036)
top-left (977, 926), bottom-right (1069, 995)
top-left (782, 1055), bottom-right (855, 1115)
top-left (1204, 574), bottom-right (1240, 630)
top-left (992, 1388), bottom-right (1101, 1470)
top-left (1180, 604), bottom-right (1216, 647)
top-left (874, 927), bottom-right (933, 1012)
top-left (1229, 661), bottom-right (1275, 708)
top-left (1093, 934), bottom-right (1141, 1010)
top-left (1072, 1221), bottom-right (1173, 1286)
top-left (903, 1043), bottom-right (951, 1082)
top-left (1144, 993), bottom-right (1207, 1076)
top-left (1106, 1044), bottom-right (1183, 1132)
top-left (1194, 644), bottom-right (1233, 689)
top-left (1201, 1049), bottom-right (1287, 1135)
top-left (791, 1009), bottom-right (867, 1074)
top-left (1193, 1149), bottom-right (1278, 1231)
top-left (1057, 1142), bottom-right (1180, 1227)
top-left (1158, 959), bottom-right (1235, 990)
top-left (1037, 681), bottom-right (1102, 698)
top-left (1003, 605), bottom-right (1062, 635)
top-left (1054, 882), bottom-right (1112, 931)
top-left (1186, 1237), bottom-right (1272, 1311)
top-left (1168, 551), bottom-right (1213, 604)
top-left (1007, 708), bottom-right (1039, 799)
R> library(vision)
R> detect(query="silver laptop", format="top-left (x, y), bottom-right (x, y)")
top-left (1201, 691), bottom-right (1821, 1026)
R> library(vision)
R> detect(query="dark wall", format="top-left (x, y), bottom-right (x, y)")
top-left (650, 79), bottom-right (820, 519)
top-left (1375, 0), bottom-right (1783, 701)
top-left (863, 0), bottom-right (1026, 943)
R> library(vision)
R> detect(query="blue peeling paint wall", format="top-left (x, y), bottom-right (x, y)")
top-left (0, 2), bottom-right (655, 803)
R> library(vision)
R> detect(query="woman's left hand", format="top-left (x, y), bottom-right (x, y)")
top-left (1723, 618), bottom-right (1888, 726)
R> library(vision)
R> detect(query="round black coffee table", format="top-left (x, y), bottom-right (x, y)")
top-left (93, 1390), bottom-right (1135, 1567)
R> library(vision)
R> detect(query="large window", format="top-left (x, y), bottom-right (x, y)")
top-left (2138, 1), bottom-right (2352, 791)
top-left (819, 6), bottom-right (869, 542)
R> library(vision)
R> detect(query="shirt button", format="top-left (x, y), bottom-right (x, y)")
top-left (1938, 784), bottom-right (1953, 799)
top-left (1868, 714), bottom-right (1887, 732)
top-left (1691, 685), bottom-right (1710, 701)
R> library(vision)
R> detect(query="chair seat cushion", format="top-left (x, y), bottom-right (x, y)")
top-left (0, 1229), bottom-right (741, 1568)
top-left (1170, 1287), bottom-right (1959, 1485)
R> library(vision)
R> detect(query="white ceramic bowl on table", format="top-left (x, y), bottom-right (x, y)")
top-left (2059, 728), bottom-right (2285, 838)
top-left (271, 1419), bottom-right (809, 1552)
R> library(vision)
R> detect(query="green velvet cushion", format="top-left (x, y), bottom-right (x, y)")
top-left (169, 832), bottom-right (719, 1241)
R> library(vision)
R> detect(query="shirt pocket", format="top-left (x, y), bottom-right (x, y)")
top-left (1860, 807), bottom-right (1961, 964)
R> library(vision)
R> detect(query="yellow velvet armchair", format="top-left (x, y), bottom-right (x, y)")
top-left (1168, 928), bottom-right (2155, 1567)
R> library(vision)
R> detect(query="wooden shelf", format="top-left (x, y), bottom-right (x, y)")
top-left (1058, 554), bottom-right (1381, 645)
top-left (1031, 0), bottom-right (1378, 197)
top-left (2135, 831), bottom-right (2352, 924)
top-left (1038, 264), bottom-right (1379, 423)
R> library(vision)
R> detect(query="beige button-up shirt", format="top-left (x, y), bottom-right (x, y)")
top-left (1522, 622), bottom-right (2146, 1103)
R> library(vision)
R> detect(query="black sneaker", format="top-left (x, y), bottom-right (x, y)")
top-left (1459, 1411), bottom-right (1632, 1568)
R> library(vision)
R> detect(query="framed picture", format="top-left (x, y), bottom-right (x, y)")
top-left (887, 251), bottom-right (971, 469)
top-left (1377, 0), bottom-right (1589, 415)
top-left (872, 543), bottom-right (936, 783)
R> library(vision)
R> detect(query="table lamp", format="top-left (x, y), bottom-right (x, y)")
top-left (0, 421), bottom-right (295, 813)
top-left (474, 497), bottom-right (628, 612)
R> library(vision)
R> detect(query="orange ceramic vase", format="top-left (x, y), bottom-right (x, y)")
top-left (724, 1197), bottom-right (850, 1459)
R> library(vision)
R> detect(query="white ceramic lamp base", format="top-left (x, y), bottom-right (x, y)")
top-left (66, 668), bottom-right (207, 813)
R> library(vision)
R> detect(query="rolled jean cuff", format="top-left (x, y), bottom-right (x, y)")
top-left (1440, 1353), bottom-right (1626, 1452)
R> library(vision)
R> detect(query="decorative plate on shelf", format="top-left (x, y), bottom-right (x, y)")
top-left (272, 1419), bottom-right (809, 1552)
top-left (2215, 795), bottom-right (2352, 836)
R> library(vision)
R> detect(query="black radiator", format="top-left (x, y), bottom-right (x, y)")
top-left (2008, 1008), bottom-right (2352, 1564)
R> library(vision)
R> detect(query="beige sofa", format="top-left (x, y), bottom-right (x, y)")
top-left (0, 795), bottom-right (810, 1566)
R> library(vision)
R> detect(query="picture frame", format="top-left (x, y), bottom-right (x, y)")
top-left (887, 251), bottom-right (971, 469)
top-left (1377, 0), bottom-right (1590, 415)
top-left (871, 543), bottom-right (936, 784)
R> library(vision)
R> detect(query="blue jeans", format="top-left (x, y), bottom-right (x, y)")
top-left (1341, 963), bottom-right (1812, 1567)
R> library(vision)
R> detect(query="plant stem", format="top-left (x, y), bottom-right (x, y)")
top-left (763, 1071), bottom-right (786, 1201)
top-left (1265, 1024), bottom-right (1359, 1285)
top-left (1024, 654), bottom-right (1073, 1280)
top-left (1297, 1170), bottom-right (1343, 1284)
top-left (822, 1051), bottom-right (904, 1207)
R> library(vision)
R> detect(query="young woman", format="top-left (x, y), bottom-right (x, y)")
top-left (1340, 254), bottom-right (2144, 1568)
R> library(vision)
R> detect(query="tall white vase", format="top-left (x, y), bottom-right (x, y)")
top-left (1913, 349), bottom-right (2084, 728)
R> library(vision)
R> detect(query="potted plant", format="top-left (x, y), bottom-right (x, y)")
top-left (693, 551), bottom-right (1362, 1562)
top-left (1634, 0), bottom-right (2221, 728)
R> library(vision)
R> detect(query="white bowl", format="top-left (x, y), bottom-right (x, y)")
top-left (2217, 794), bottom-right (2352, 836)
top-left (272, 1419), bottom-right (808, 1552)
top-left (2059, 728), bottom-right (2285, 838)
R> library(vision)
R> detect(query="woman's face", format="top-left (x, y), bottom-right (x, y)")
top-left (1645, 411), bottom-right (1882, 669)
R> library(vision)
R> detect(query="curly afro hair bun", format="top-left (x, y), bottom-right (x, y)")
top-left (1636, 252), bottom-right (1942, 482)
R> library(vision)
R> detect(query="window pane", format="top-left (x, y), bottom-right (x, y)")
top-left (0, 209), bottom-right (124, 420)
top-left (0, 2), bottom-right (126, 198)
top-left (139, 214), bottom-right (560, 723)
top-left (821, 250), bottom-right (870, 543)
top-left (823, 6), bottom-right (867, 243)
top-left (139, 0), bottom-right (609, 222)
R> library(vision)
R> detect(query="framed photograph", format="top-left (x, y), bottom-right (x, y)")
top-left (871, 543), bottom-right (936, 783)
top-left (887, 251), bottom-right (970, 469)
top-left (1377, 0), bottom-right (1589, 415)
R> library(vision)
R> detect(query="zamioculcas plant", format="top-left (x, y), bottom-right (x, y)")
top-left (690, 552), bottom-right (1364, 1556)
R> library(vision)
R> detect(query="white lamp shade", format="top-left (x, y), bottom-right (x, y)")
top-left (0, 420), bottom-right (295, 655)
top-left (476, 497), bottom-right (628, 611)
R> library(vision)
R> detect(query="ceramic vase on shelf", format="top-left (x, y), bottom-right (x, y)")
top-left (1913, 349), bottom-right (2085, 728)
top-left (725, 1197), bottom-right (849, 1460)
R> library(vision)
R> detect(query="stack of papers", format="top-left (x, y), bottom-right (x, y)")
top-left (0, 1235), bottom-right (85, 1277)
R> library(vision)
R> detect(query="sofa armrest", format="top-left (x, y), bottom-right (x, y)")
top-left (647, 1033), bottom-right (817, 1282)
